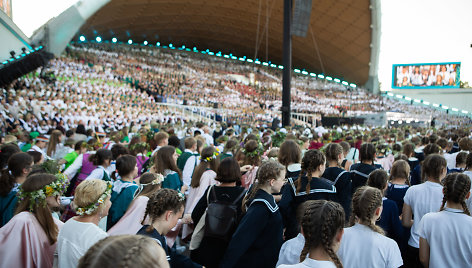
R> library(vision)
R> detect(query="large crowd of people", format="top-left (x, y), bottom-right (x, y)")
top-left (0, 41), bottom-right (472, 268)
top-left (1, 42), bottom-right (469, 133)
top-left (0, 110), bottom-right (472, 267)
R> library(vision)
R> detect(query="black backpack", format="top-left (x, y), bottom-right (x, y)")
top-left (204, 186), bottom-right (246, 241)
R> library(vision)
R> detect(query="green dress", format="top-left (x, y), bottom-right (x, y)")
top-left (107, 180), bottom-right (139, 230)
top-left (0, 185), bottom-right (19, 227)
top-left (162, 170), bottom-right (183, 191)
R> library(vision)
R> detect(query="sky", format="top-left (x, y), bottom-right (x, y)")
top-left (10, 0), bottom-right (472, 90)
top-left (378, 0), bottom-right (472, 91)
top-left (12, 0), bottom-right (77, 37)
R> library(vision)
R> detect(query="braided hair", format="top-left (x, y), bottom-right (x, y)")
top-left (142, 188), bottom-right (185, 232)
top-left (78, 235), bottom-right (168, 268)
top-left (466, 153), bottom-right (472, 171)
top-left (296, 150), bottom-right (326, 194)
top-left (359, 143), bottom-right (376, 163)
top-left (241, 160), bottom-right (285, 213)
top-left (440, 173), bottom-right (471, 216)
top-left (325, 143), bottom-right (343, 164)
top-left (349, 186), bottom-right (385, 235)
top-left (300, 200), bottom-right (344, 268)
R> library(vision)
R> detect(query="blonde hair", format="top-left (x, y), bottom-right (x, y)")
top-left (389, 160), bottom-right (410, 184)
top-left (78, 235), bottom-right (169, 268)
top-left (74, 179), bottom-right (109, 216)
top-left (46, 130), bottom-right (62, 157)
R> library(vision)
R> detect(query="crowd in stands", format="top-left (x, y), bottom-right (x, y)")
top-left (59, 43), bottom-right (472, 125)
top-left (0, 42), bottom-right (472, 268)
top-left (1, 42), bottom-right (469, 132)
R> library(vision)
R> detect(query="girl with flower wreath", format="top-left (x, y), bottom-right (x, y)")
top-left (56, 179), bottom-right (112, 268)
top-left (183, 146), bottom-right (220, 239)
top-left (240, 140), bottom-right (263, 189)
top-left (153, 146), bottom-right (185, 192)
top-left (108, 172), bottom-right (164, 235)
top-left (0, 173), bottom-right (68, 268)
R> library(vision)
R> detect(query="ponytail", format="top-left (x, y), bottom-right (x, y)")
top-left (241, 181), bottom-right (259, 213)
top-left (296, 150), bottom-right (325, 193)
top-left (242, 160), bottom-right (284, 212)
top-left (0, 152), bottom-right (33, 196)
top-left (0, 168), bottom-right (15, 196)
top-left (89, 149), bottom-right (113, 166)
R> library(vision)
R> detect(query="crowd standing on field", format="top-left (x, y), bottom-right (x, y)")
top-left (1, 112), bottom-right (472, 267)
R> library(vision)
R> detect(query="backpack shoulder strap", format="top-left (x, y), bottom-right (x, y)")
top-left (207, 185), bottom-right (215, 204)
top-left (231, 188), bottom-right (248, 206)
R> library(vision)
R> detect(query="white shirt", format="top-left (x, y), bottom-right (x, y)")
top-left (64, 153), bottom-right (83, 179)
top-left (277, 233), bottom-right (305, 267)
top-left (56, 219), bottom-right (108, 268)
top-left (182, 149), bottom-right (199, 189)
top-left (277, 257), bottom-right (336, 268)
top-left (63, 152), bottom-right (95, 179)
top-left (338, 224), bottom-right (403, 268)
top-left (419, 208), bottom-right (472, 268)
top-left (28, 145), bottom-right (47, 159)
top-left (403, 181), bottom-right (443, 248)
top-left (202, 132), bottom-right (214, 146)
top-left (85, 166), bottom-right (110, 181)
top-left (151, 145), bottom-right (161, 157)
top-left (444, 152), bottom-right (459, 170)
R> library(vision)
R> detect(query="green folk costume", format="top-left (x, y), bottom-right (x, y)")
top-left (177, 151), bottom-right (197, 171)
top-left (162, 170), bottom-right (183, 191)
top-left (0, 185), bottom-right (19, 227)
top-left (219, 152), bottom-right (233, 161)
top-left (106, 180), bottom-right (139, 230)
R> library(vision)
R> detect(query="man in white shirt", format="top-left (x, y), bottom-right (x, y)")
top-left (177, 137), bottom-right (199, 194)
top-left (201, 126), bottom-right (214, 146)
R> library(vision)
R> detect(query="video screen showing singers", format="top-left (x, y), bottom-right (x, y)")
top-left (393, 63), bottom-right (460, 88)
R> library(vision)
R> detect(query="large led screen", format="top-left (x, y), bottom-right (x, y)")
top-left (392, 62), bottom-right (460, 89)
top-left (0, 0), bottom-right (12, 18)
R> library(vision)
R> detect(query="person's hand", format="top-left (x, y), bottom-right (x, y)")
top-left (182, 214), bottom-right (193, 224)
top-left (240, 165), bottom-right (252, 172)
top-left (181, 184), bottom-right (189, 193)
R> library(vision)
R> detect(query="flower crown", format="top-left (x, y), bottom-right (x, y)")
top-left (178, 191), bottom-right (185, 201)
top-left (129, 142), bottom-right (150, 152)
top-left (241, 142), bottom-right (264, 158)
top-left (142, 173), bottom-right (164, 186)
top-left (75, 181), bottom-right (113, 216)
top-left (199, 148), bottom-right (220, 162)
top-left (17, 173), bottom-right (69, 212)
